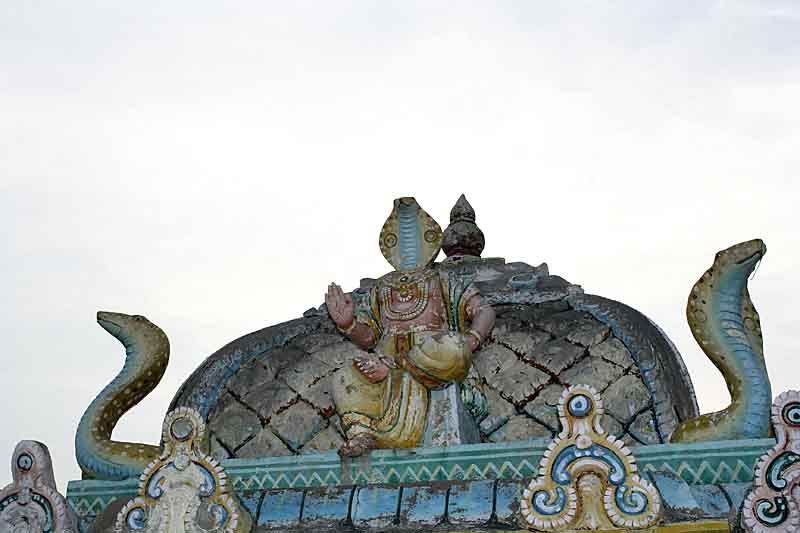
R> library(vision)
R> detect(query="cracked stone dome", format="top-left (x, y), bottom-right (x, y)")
top-left (169, 255), bottom-right (699, 461)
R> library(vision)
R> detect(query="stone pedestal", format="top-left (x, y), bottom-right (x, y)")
top-left (422, 383), bottom-right (481, 447)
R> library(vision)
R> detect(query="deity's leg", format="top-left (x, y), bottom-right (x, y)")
top-left (333, 362), bottom-right (386, 456)
top-left (403, 332), bottom-right (472, 384)
top-left (333, 364), bottom-right (429, 455)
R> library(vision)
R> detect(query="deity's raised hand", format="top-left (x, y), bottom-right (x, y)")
top-left (325, 283), bottom-right (355, 329)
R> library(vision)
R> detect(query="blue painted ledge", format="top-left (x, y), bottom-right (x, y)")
top-left (66, 437), bottom-right (774, 531)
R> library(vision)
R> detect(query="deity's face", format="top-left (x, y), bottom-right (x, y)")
top-left (379, 197), bottom-right (443, 272)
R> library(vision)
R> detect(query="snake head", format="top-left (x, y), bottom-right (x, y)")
top-left (97, 311), bottom-right (169, 353)
top-left (713, 238), bottom-right (767, 277)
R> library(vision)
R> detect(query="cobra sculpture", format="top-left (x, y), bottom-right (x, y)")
top-left (670, 239), bottom-right (772, 442)
top-left (75, 312), bottom-right (170, 480)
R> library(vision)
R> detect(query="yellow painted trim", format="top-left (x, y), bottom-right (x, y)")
top-left (447, 519), bottom-right (730, 533)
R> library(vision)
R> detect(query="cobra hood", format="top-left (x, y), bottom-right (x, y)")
top-left (379, 197), bottom-right (443, 271)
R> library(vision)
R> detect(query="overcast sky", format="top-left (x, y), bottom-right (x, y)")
top-left (2, 1), bottom-right (799, 491)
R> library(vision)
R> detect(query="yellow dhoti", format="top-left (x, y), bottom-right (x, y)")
top-left (333, 332), bottom-right (472, 449)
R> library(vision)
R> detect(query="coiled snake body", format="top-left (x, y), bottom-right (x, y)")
top-left (670, 239), bottom-right (772, 442)
top-left (75, 311), bottom-right (170, 480)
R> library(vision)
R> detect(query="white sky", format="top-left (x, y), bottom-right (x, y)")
top-left (1, 1), bottom-right (799, 491)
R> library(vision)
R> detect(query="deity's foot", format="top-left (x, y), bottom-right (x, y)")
top-left (354, 356), bottom-right (390, 384)
top-left (338, 435), bottom-right (377, 458)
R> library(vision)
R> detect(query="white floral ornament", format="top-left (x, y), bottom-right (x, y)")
top-left (114, 407), bottom-right (251, 533)
top-left (0, 441), bottom-right (78, 533)
top-left (742, 390), bottom-right (800, 533)
top-left (519, 385), bottom-right (661, 531)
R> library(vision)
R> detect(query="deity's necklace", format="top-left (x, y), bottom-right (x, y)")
top-left (380, 273), bottom-right (432, 321)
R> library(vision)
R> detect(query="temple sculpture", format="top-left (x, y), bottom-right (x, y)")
top-left (0, 441), bottom-right (77, 533)
top-left (112, 407), bottom-right (250, 533)
top-left (741, 390), bottom-right (800, 533)
top-left (325, 197), bottom-right (496, 456)
top-left (519, 385), bottom-right (661, 530)
top-left (75, 312), bottom-right (170, 481)
top-left (5, 194), bottom-right (797, 532)
top-left (671, 239), bottom-right (771, 443)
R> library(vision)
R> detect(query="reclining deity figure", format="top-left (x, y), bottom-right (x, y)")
top-left (325, 197), bottom-right (496, 457)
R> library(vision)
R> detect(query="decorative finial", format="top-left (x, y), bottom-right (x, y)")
top-left (741, 390), bottom-right (800, 532)
top-left (518, 385), bottom-right (661, 530)
top-left (0, 440), bottom-right (78, 533)
top-left (442, 194), bottom-right (485, 258)
top-left (114, 407), bottom-right (251, 533)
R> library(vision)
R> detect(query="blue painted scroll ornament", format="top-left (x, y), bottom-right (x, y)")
top-left (113, 407), bottom-right (250, 533)
top-left (518, 385), bottom-right (661, 530)
top-left (742, 390), bottom-right (800, 533)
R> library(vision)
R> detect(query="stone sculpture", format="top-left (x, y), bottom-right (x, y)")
top-left (72, 195), bottom-right (706, 473)
top-left (671, 239), bottom-right (772, 443)
top-left (741, 390), bottom-right (800, 533)
top-left (55, 194), bottom-right (792, 533)
top-left (325, 197), bottom-right (496, 456)
top-left (0, 440), bottom-right (77, 533)
top-left (76, 312), bottom-right (170, 480)
top-left (164, 194), bottom-right (698, 461)
top-left (518, 385), bottom-right (661, 531)
top-left (114, 408), bottom-right (250, 533)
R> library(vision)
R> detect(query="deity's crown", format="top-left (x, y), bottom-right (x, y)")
top-left (379, 197), bottom-right (442, 271)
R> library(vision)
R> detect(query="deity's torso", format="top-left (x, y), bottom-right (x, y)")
top-left (373, 268), bottom-right (449, 357)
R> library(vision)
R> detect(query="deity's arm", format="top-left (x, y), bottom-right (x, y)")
top-left (327, 283), bottom-right (379, 350)
top-left (338, 285), bottom-right (381, 350)
top-left (464, 293), bottom-right (495, 352)
top-left (342, 320), bottom-right (378, 350)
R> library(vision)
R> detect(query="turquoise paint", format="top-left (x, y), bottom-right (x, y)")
top-left (532, 487), bottom-right (566, 516)
top-left (398, 485), bottom-right (447, 526)
top-left (300, 486), bottom-right (353, 525)
top-left (66, 437), bottom-right (776, 532)
top-left (551, 444), bottom-right (626, 486)
top-left (352, 486), bottom-right (401, 528)
top-left (766, 451), bottom-right (800, 490)
top-left (711, 262), bottom-right (773, 439)
top-left (447, 479), bottom-right (494, 525)
top-left (0, 492), bottom-right (55, 533)
top-left (257, 489), bottom-right (303, 527)
top-left (397, 201), bottom-right (421, 270)
top-left (615, 485), bottom-right (649, 514)
top-left (75, 340), bottom-right (144, 480)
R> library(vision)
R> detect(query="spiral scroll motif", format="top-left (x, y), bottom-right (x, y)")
top-left (0, 441), bottom-right (77, 533)
top-left (114, 408), bottom-right (251, 533)
top-left (742, 390), bottom-right (800, 533)
top-left (518, 385), bottom-right (661, 531)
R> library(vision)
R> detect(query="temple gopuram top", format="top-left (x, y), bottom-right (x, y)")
top-left (3, 195), bottom-right (797, 533)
